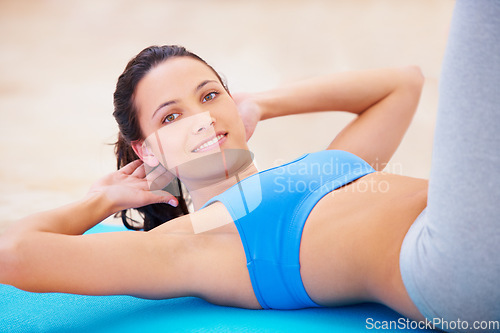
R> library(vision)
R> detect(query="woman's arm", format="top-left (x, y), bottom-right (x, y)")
top-left (237, 66), bottom-right (424, 170)
top-left (6, 194), bottom-right (115, 236)
top-left (0, 224), bottom-right (192, 298)
top-left (0, 206), bottom-right (256, 308)
top-left (0, 161), bottom-right (191, 298)
top-left (5, 160), bottom-right (177, 236)
top-left (0, 205), bottom-right (250, 306)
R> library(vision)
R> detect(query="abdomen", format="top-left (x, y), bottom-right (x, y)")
top-left (299, 172), bottom-right (428, 307)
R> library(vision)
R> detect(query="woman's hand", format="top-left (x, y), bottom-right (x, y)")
top-left (87, 160), bottom-right (178, 213)
top-left (232, 92), bottom-right (262, 141)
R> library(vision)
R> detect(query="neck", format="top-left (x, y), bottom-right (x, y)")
top-left (187, 161), bottom-right (259, 210)
top-left (176, 149), bottom-right (259, 210)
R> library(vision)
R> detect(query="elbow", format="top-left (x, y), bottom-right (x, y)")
top-left (394, 65), bottom-right (425, 116)
top-left (401, 65), bottom-right (425, 94)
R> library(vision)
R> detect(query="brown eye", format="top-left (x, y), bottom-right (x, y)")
top-left (202, 92), bottom-right (218, 103)
top-left (163, 113), bottom-right (180, 124)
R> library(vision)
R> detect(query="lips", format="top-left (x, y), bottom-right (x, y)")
top-left (191, 132), bottom-right (228, 153)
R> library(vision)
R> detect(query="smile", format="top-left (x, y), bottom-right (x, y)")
top-left (192, 133), bottom-right (227, 153)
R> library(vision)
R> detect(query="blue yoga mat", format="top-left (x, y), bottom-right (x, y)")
top-left (0, 223), bottom-right (438, 332)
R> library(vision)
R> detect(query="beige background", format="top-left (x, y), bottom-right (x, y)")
top-left (0, 0), bottom-right (455, 232)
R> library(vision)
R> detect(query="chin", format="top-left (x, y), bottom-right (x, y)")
top-left (172, 148), bottom-right (253, 186)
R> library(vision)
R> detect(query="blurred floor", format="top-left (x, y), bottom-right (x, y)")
top-left (0, 0), bottom-right (455, 231)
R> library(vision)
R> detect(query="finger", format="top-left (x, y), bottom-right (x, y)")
top-left (120, 159), bottom-right (143, 175)
top-left (142, 190), bottom-right (178, 207)
top-left (131, 163), bottom-right (146, 178)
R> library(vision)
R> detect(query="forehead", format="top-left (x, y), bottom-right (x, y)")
top-left (136, 57), bottom-right (218, 99)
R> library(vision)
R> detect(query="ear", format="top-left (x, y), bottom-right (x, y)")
top-left (131, 140), bottom-right (160, 168)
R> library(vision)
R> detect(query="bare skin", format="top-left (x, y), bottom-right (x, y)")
top-left (0, 56), bottom-right (427, 322)
top-left (300, 172), bottom-right (428, 320)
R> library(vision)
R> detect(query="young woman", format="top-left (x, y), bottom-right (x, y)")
top-left (1, 1), bottom-right (498, 332)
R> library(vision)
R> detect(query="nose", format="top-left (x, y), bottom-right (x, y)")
top-left (192, 114), bottom-right (216, 134)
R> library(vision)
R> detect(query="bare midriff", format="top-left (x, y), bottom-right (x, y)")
top-left (299, 172), bottom-right (428, 320)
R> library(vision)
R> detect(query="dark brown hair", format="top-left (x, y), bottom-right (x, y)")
top-left (113, 45), bottom-right (228, 231)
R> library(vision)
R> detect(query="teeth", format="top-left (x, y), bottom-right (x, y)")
top-left (193, 134), bottom-right (225, 152)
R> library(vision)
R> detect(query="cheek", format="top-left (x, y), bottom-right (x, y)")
top-left (145, 126), bottom-right (188, 170)
top-left (229, 113), bottom-right (247, 142)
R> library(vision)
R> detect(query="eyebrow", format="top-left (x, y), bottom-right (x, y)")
top-left (151, 79), bottom-right (218, 119)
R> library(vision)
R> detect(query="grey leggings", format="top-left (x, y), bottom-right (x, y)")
top-left (399, 0), bottom-right (500, 332)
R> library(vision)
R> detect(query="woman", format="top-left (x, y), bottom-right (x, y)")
top-left (1, 1), bottom-right (498, 332)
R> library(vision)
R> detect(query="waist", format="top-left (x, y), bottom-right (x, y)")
top-left (300, 172), bottom-right (428, 306)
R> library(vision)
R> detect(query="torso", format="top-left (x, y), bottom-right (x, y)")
top-left (156, 171), bottom-right (428, 319)
top-left (300, 172), bottom-right (427, 320)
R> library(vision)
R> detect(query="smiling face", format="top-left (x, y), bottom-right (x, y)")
top-left (132, 56), bottom-right (250, 186)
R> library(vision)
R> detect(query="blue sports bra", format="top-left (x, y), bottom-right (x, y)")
top-left (202, 150), bottom-right (376, 309)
